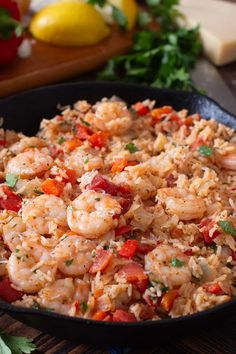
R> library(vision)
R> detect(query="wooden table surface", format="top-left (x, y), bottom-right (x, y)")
top-left (1, 2), bottom-right (236, 351)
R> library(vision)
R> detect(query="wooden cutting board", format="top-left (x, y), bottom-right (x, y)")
top-left (0, 28), bottom-right (133, 98)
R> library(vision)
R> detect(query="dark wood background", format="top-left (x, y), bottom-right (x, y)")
top-left (1, 0), bottom-right (236, 352)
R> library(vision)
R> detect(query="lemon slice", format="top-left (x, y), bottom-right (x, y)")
top-left (30, 1), bottom-right (110, 47)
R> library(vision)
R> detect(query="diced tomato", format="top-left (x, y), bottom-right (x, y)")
top-left (64, 169), bottom-right (77, 185)
top-left (160, 289), bottom-right (179, 312)
top-left (132, 102), bottom-right (149, 116)
top-left (199, 219), bottom-right (220, 245)
top-left (0, 140), bottom-right (7, 147)
top-left (49, 145), bottom-right (64, 159)
top-left (117, 263), bottom-right (148, 293)
top-left (170, 227), bottom-right (183, 238)
top-left (87, 174), bottom-right (131, 198)
top-left (92, 311), bottom-right (107, 321)
top-left (42, 179), bottom-right (64, 197)
top-left (0, 278), bottom-right (23, 303)
top-left (63, 138), bottom-right (82, 151)
top-left (111, 158), bottom-right (128, 173)
top-left (89, 131), bottom-right (108, 148)
top-left (204, 283), bottom-right (222, 295)
top-left (137, 243), bottom-right (156, 255)
top-left (89, 249), bottom-right (113, 274)
top-left (113, 309), bottom-right (137, 322)
top-left (94, 288), bottom-right (104, 299)
top-left (184, 249), bottom-right (193, 256)
top-left (151, 106), bottom-right (173, 122)
top-left (118, 197), bottom-right (132, 214)
top-left (166, 174), bottom-right (177, 187)
top-left (182, 116), bottom-right (194, 126)
top-left (76, 124), bottom-right (92, 140)
top-left (119, 240), bottom-right (139, 259)
top-left (191, 138), bottom-right (207, 151)
top-left (0, 186), bottom-right (22, 212)
top-left (115, 225), bottom-right (132, 237)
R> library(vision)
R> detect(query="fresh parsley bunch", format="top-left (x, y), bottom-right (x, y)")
top-left (0, 329), bottom-right (36, 354)
top-left (99, 0), bottom-right (202, 90)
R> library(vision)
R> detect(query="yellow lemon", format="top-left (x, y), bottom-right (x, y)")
top-left (108, 0), bottom-right (138, 30)
top-left (30, 1), bottom-right (110, 47)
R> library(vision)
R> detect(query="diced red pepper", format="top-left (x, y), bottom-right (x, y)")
top-left (191, 138), bottom-right (207, 151)
top-left (137, 243), bottom-right (156, 255)
top-left (170, 227), bottom-right (184, 238)
top-left (87, 174), bottom-right (131, 197)
top-left (199, 219), bottom-right (220, 245)
top-left (76, 124), bottom-right (92, 140)
top-left (0, 186), bottom-right (22, 212)
top-left (63, 138), bottom-right (82, 151)
top-left (115, 225), bottom-right (132, 237)
top-left (113, 309), bottom-right (137, 322)
top-left (89, 249), bottom-right (113, 274)
top-left (42, 179), bottom-right (64, 197)
top-left (166, 174), bottom-right (177, 188)
top-left (92, 311), bottom-right (107, 321)
top-left (184, 249), bottom-right (193, 256)
top-left (160, 289), bottom-right (179, 312)
top-left (119, 240), bottom-right (139, 259)
top-left (111, 158), bottom-right (128, 173)
top-left (204, 283), bottom-right (222, 295)
top-left (0, 140), bottom-right (7, 146)
top-left (117, 263), bottom-right (148, 293)
top-left (0, 278), bottom-right (23, 303)
top-left (64, 169), bottom-right (77, 185)
top-left (89, 131), bottom-right (108, 148)
top-left (151, 106), bottom-right (173, 122)
top-left (132, 102), bottom-right (149, 116)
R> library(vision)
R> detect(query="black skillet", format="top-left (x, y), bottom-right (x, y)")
top-left (0, 82), bottom-right (235, 346)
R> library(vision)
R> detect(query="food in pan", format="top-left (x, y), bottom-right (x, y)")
top-left (0, 97), bottom-right (235, 322)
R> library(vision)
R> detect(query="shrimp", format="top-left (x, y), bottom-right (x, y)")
top-left (2, 216), bottom-right (25, 252)
top-left (7, 243), bottom-right (57, 293)
top-left (22, 194), bottom-right (67, 235)
top-left (145, 244), bottom-right (191, 288)
top-left (38, 278), bottom-right (75, 314)
top-left (157, 187), bottom-right (206, 221)
top-left (67, 190), bottom-right (121, 238)
top-left (9, 137), bottom-right (46, 155)
top-left (85, 101), bottom-right (132, 136)
top-left (53, 234), bottom-right (96, 276)
top-left (6, 149), bottom-right (53, 179)
top-left (66, 149), bottom-right (104, 177)
top-left (218, 151), bottom-right (236, 171)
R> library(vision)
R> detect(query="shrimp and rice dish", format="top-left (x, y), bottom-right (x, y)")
top-left (0, 97), bottom-right (235, 322)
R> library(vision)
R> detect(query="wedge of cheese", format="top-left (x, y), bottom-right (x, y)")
top-left (178, 0), bottom-right (236, 66)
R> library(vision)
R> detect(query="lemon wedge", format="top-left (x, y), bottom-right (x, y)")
top-left (108, 0), bottom-right (138, 30)
top-left (30, 1), bottom-right (110, 46)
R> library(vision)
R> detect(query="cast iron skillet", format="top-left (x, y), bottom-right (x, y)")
top-left (0, 82), bottom-right (236, 346)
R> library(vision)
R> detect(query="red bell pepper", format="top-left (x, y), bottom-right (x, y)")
top-left (0, 0), bottom-right (23, 65)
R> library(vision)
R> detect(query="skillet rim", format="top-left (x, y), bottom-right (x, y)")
top-left (0, 80), bottom-right (236, 327)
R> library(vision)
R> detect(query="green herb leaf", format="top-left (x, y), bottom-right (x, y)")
top-left (198, 145), bottom-right (213, 156)
top-left (1, 331), bottom-right (36, 354)
top-left (5, 173), bottom-right (18, 188)
top-left (137, 11), bottom-right (151, 27)
top-left (112, 6), bottom-right (128, 29)
top-left (171, 258), bottom-right (185, 267)
top-left (81, 119), bottom-right (90, 127)
top-left (0, 337), bottom-right (11, 354)
top-left (84, 157), bottom-right (89, 164)
top-left (80, 301), bottom-right (88, 314)
top-left (218, 220), bottom-right (236, 237)
top-left (58, 137), bottom-right (65, 145)
top-left (33, 188), bottom-right (43, 195)
top-left (209, 243), bottom-right (217, 252)
top-left (65, 259), bottom-right (74, 266)
top-left (125, 143), bottom-right (138, 154)
top-left (86, 0), bottom-right (106, 6)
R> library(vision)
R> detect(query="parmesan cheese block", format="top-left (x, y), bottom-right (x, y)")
top-left (178, 0), bottom-right (236, 66)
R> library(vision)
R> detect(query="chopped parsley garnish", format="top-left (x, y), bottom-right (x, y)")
top-left (198, 145), bottom-right (213, 156)
top-left (171, 258), bottom-right (185, 267)
top-left (80, 301), bottom-right (88, 314)
top-left (81, 119), bottom-right (90, 127)
top-left (209, 243), bottom-right (217, 252)
top-left (218, 220), bottom-right (236, 236)
top-left (5, 173), bottom-right (18, 188)
top-left (84, 157), bottom-right (89, 164)
top-left (65, 259), bottom-right (74, 266)
top-left (125, 143), bottom-right (138, 154)
top-left (58, 136), bottom-right (65, 145)
top-left (15, 248), bottom-right (20, 253)
top-left (33, 188), bottom-right (43, 195)
top-left (44, 307), bottom-right (54, 312)
top-left (103, 245), bottom-right (109, 250)
top-left (32, 300), bottom-right (41, 310)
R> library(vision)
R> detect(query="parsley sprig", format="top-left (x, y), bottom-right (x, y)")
top-left (0, 329), bottom-right (36, 354)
